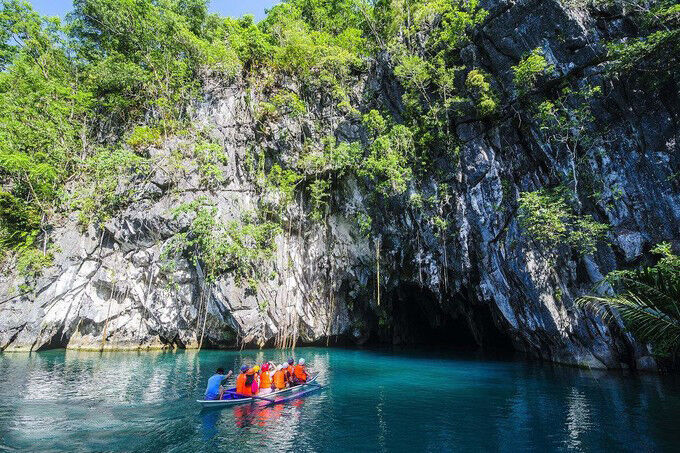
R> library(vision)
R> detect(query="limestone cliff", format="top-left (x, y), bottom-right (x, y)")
top-left (1, 0), bottom-right (677, 370)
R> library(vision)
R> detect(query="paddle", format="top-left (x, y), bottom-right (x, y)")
top-left (222, 390), bottom-right (276, 403)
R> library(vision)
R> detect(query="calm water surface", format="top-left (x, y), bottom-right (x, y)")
top-left (0, 347), bottom-right (679, 452)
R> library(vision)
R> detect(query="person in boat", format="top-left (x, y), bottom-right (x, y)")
top-left (248, 365), bottom-right (260, 395)
top-left (293, 358), bottom-right (308, 384)
top-left (235, 364), bottom-right (250, 396)
top-left (258, 363), bottom-right (273, 395)
top-left (204, 367), bottom-right (233, 400)
top-left (286, 358), bottom-right (295, 381)
top-left (271, 364), bottom-right (289, 391)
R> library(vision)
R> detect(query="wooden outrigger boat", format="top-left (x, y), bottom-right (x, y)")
top-left (197, 374), bottom-right (320, 408)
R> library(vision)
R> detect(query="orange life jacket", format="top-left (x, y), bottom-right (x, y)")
top-left (272, 370), bottom-right (286, 390)
top-left (241, 370), bottom-right (256, 396)
top-left (260, 370), bottom-right (272, 389)
top-left (236, 373), bottom-right (247, 395)
top-left (287, 365), bottom-right (294, 377)
top-left (294, 364), bottom-right (307, 382)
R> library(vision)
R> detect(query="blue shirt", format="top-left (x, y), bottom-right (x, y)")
top-left (205, 373), bottom-right (226, 400)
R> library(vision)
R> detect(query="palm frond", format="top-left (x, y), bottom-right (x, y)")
top-left (577, 246), bottom-right (680, 359)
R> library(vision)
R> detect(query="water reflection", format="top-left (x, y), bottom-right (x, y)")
top-left (565, 387), bottom-right (591, 451)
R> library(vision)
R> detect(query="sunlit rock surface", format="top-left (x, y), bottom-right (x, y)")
top-left (1, 0), bottom-right (678, 369)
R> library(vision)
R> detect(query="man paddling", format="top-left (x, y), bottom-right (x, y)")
top-left (204, 368), bottom-right (233, 400)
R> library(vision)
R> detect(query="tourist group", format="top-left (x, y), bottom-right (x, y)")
top-left (204, 358), bottom-right (310, 400)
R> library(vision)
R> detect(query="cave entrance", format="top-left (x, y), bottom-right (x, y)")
top-left (378, 282), bottom-right (513, 354)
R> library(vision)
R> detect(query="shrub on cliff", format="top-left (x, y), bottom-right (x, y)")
top-left (518, 187), bottom-right (608, 256)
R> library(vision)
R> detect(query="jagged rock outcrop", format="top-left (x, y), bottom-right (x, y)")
top-left (1, 0), bottom-right (678, 370)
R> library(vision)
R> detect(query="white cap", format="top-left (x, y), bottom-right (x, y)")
top-left (298, 358), bottom-right (305, 365)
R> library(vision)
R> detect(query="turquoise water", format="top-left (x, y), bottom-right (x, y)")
top-left (0, 347), bottom-right (679, 452)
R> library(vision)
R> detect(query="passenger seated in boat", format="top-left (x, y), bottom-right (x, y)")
top-left (248, 366), bottom-right (260, 395)
top-left (258, 363), bottom-right (273, 395)
top-left (271, 365), bottom-right (289, 391)
top-left (235, 365), bottom-right (250, 397)
top-left (204, 368), bottom-right (233, 400)
top-left (293, 358), bottom-right (308, 384)
top-left (286, 358), bottom-right (295, 380)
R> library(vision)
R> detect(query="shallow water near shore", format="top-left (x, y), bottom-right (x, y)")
top-left (1, 347), bottom-right (679, 452)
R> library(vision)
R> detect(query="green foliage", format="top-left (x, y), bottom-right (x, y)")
top-left (272, 90), bottom-right (307, 117)
top-left (362, 109), bottom-right (387, 138)
top-left (220, 15), bottom-right (272, 70)
top-left (382, 0), bottom-right (488, 162)
top-left (266, 164), bottom-right (302, 208)
top-left (70, 148), bottom-right (148, 226)
top-left (16, 236), bottom-right (53, 279)
top-left (193, 141), bottom-right (228, 188)
top-left (0, 192), bottom-right (40, 248)
top-left (598, 1), bottom-right (680, 86)
top-left (308, 178), bottom-right (331, 221)
top-left (0, 0), bottom-right (493, 273)
top-left (126, 126), bottom-right (162, 151)
top-left (393, 54), bottom-right (431, 101)
top-left (578, 242), bottom-right (680, 359)
top-left (431, 215), bottom-right (449, 238)
top-left (359, 125), bottom-right (414, 196)
top-left (0, 0), bottom-right (248, 276)
top-left (518, 187), bottom-right (608, 255)
top-left (408, 192), bottom-right (424, 210)
top-left (69, 0), bottom-right (240, 127)
top-left (0, 0), bottom-right (91, 255)
top-left (8, 0), bottom-right (673, 293)
top-left (297, 136), bottom-right (362, 177)
top-left (356, 211), bottom-right (372, 237)
top-left (465, 69), bottom-right (497, 116)
top-left (258, 0), bottom-right (368, 93)
top-left (165, 198), bottom-right (281, 283)
top-left (536, 85), bottom-right (602, 195)
top-left (512, 48), bottom-right (553, 95)
top-left (258, 90), bottom-right (306, 120)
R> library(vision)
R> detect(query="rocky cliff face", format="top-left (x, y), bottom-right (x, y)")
top-left (1, 0), bottom-right (678, 370)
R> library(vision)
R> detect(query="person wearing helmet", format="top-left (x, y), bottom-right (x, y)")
top-left (235, 364), bottom-right (249, 396)
top-left (204, 367), bottom-right (233, 400)
top-left (294, 358), bottom-right (308, 384)
top-left (286, 358), bottom-right (295, 383)
top-left (248, 365), bottom-right (260, 395)
top-left (259, 363), bottom-right (273, 395)
top-left (272, 364), bottom-right (288, 390)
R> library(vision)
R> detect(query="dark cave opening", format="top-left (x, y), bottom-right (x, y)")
top-left (371, 282), bottom-right (514, 354)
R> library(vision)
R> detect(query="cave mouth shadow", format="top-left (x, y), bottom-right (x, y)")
top-left (370, 282), bottom-right (515, 356)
